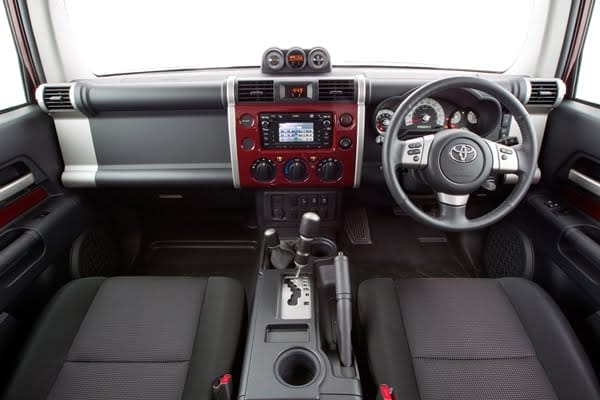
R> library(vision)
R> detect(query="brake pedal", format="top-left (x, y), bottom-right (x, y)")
top-left (344, 208), bottom-right (372, 245)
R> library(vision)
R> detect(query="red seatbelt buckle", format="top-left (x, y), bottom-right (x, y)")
top-left (212, 374), bottom-right (233, 400)
top-left (377, 384), bottom-right (395, 400)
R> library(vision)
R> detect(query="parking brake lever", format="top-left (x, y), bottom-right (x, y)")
top-left (334, 252), bottom-right (352, 368)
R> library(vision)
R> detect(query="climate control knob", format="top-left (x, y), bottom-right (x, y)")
top-left (317, 158), bottom-right (343, 182)
top-left (284, 158), bottom-right (308, 182)
top-left (251, 158), bottom-right (276, 182)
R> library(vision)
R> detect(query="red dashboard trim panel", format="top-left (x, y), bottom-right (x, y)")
top-left (234, 103), bottom-right (359, 188)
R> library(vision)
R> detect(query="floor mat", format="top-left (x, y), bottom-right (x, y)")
top-left (343, 208), bottom-right (472, 283)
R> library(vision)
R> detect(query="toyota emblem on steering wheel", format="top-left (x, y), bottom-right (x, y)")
top-left (449, 144), bottom-right (477, 163)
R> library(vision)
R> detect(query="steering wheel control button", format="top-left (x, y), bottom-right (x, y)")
top-left (339, 137), bottom-right (353, 149)
top-left (240, 114), bottom-right (254, 127)
top-left (339, 113), bottom-right (354, 127)
top-left (401, 136), bottom-right (430, 168)
top-left (499, 148), bottom-right (513, 154)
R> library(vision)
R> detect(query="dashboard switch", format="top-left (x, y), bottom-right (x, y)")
top-left (339, 113), bottom-right (353, 127)
top-left (240, 114), bottom-right (254, 127)
top-left (339, 137), bottom-right (353, 149)
top-left (317, 158), bottom-right (343, 182)
top-left (284, 159), bottom-right (308, 182)
top-left (251, 158), bottom-right (276, 182)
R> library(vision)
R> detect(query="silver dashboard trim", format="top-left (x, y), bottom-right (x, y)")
top-left (354, 75), bottom-right (366, 188)
top-left (525, 78), bottom-right (566, 109)
top-left (226, 76), bottom-right (241, 188)
top-left (54, 114), bottom-right (98, 187)
top-left (569, 169), bottom-right (600, 197)
top-left (36, 83), bottom-right (98, 187)
top-left (0, 173), bottom-right (35, 203)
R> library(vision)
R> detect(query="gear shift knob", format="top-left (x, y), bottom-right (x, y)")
top-left (299, 212), bottom-right (320, 238)
top-left (264, 228), bottom-right (280, 249)
top-left (294, 212), bottom-right (321, 276)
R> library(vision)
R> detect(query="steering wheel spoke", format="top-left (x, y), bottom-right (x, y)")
top-left (484, 139), bottom-right (520, 174)
top-left (394, 134), bottom-right (434, 169)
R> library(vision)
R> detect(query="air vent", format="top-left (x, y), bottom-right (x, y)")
top-left (318, 80), bottom-right (355, 102)
top-left (38, 85), bottom-right (74, 112)
top-left (237, 80), bottom-right (274, 102)
top-left (527, 79), bottom-right (564, 107)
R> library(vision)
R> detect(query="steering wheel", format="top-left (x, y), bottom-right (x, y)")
top-left (382, 76), bottom-right (538, 232)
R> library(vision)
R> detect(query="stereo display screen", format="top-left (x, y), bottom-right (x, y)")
top-left (278, 122), bottom-right (315, 143)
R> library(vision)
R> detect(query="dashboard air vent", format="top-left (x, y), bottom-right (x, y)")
top-left (40, 85), bottom-right (74, 111)
top-left (237, 80), bottom-right (274, 102)
top-left (527, 80), bottom-right (563, 107)
top-left (318, 80), bottom-right (355, 101)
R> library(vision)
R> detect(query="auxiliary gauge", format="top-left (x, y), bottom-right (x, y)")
top-left (375, 109), bottom-right (395, 135)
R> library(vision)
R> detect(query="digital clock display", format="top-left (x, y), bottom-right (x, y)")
top-left (288, 53), bottom-right (305, 63)
top-left (284, 83), bottom-right (310, 98)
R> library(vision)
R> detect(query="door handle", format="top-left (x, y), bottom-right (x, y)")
top-left (569, 169), bottom-right (600, 197)
top-left (0, 173), bottom-right (34, 203)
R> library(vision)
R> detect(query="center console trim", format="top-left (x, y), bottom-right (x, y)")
top-left (229, 75), bottom-right (366, 189)
top-left (354, 75), bottom-right (366, 188)
top-left (227, 76), bottom-right (241, 188)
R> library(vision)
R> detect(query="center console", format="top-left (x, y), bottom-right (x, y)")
top-left (238, 213), bottom-right (362, 400)
top-left (229, 76), bottom-right (366, 189)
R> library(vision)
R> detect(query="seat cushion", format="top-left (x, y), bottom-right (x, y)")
top-left (3, 276), bottom-right (244, 400)
top-left (358, 277), bottom-right (600, 400)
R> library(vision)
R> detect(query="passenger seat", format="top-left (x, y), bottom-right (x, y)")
top-left (3, 276), bottom-right (244, 400)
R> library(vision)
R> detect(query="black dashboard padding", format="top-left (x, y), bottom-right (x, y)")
top-left (89, 111), bottom-right (230, 166)
top-left (74, 81), bottom-right (225, 114)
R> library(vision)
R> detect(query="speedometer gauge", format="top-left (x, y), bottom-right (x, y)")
top-left (404, 98), bottom-right (445, 129)
top-left (375, 109), bottom-right (394, 135)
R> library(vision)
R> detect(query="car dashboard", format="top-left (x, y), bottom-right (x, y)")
top-left (35, 48), bottom-right (564, 194)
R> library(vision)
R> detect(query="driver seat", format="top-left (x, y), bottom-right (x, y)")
top-left (358, 277), bottom-right (600, 400)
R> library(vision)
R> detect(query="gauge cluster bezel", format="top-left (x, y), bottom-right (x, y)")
top-left (372, 88), bottom-right (503, 139)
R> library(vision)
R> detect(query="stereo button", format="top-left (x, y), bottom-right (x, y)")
top-left (339, 137), bottom-right (352, 149)
top-left (339, 113), bottom-right (353, 127)
top-left (240, 114), bottom-right (254, 127)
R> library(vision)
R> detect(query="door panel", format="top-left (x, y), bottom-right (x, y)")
top-left (0, 105), bottom-right (83, 314)
top-left (510, 99), bottom-right (600, 372)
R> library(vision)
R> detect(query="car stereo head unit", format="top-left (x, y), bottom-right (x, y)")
top-left (260, 112), bottom-right (333, 149)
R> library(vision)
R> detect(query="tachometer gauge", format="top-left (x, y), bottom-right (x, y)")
top-left (467, 110), bottom-right (479, 125)
top-left (404, 98), bottom-right (445, 129)
top-left (375, 109), bottom-right (394, 135)
top-left (450, 110), bottom-right (462, 126)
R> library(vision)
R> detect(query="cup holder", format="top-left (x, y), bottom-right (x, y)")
top-left (309, 238), bottom-right (338, 259)
top-left (275, 348), bottom-right (320, 387)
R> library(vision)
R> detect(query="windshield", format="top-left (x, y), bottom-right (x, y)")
top-left (64, 0), bottom-right (536, 76)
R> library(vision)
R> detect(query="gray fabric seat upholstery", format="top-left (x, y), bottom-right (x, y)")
top-left (3, 276), bottom-right (244, 400)
top-left (358, 277), bottom-right (600, 400)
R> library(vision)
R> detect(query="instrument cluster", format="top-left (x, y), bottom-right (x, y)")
top-left (373, 92), bottom-right (502, 140)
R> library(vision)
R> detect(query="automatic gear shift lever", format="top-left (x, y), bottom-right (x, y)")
top-left (294, 212), bottom-right (320, 276)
